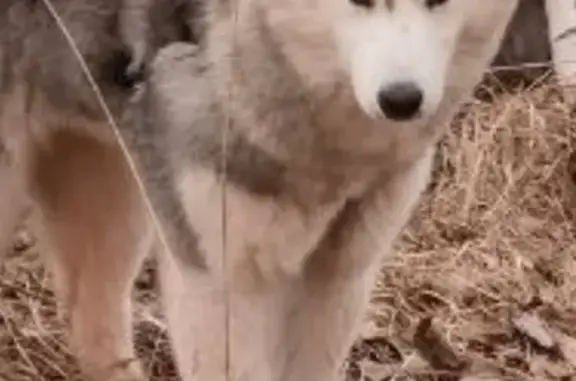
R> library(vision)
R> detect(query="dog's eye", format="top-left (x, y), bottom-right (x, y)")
top-left (425, 0), bottom-right (448, 9)
top-left (350, 0), bottom-right (374, 8)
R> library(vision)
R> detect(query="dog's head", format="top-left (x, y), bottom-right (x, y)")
top-left (260, 0), bottom-right (518, 124)
top-left (332, 0), bottom-right (465, 121)
top-left (332, 0), bottom-right (523, 123)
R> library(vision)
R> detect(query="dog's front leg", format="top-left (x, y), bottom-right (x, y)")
top-left (158, 164), bottom-right (349, 381)
top-left (279, 150), bottom-right (434, 381)
top-left (159, 248), bottom-right (293, 381)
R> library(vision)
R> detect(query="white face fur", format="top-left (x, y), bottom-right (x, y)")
top-left (331, 0), bottom-right (465, 121)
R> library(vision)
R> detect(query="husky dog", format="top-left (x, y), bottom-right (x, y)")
top-left (125, 1), bottom-right (520, 381)
top-left (3, 0), bottom-right (573, 380)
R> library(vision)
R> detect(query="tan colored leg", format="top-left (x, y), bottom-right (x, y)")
top-left (31, 131), bottom-right (150, 381)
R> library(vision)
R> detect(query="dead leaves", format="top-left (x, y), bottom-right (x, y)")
top-left (413, 317), bottom-right (468, 372)
top-left (511, 312), bottom-right (556, 350)
top-left (510, 310), bottom-right (576, 380)
top-left (348, 310), bottom-right (576, 381)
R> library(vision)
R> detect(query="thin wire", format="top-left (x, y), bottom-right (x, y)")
top-left (39, 0), bottom-right (178, 270)
top-left (222, 1), bottom-right (242, 380)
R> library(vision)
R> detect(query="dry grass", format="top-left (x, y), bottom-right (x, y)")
top-left (2, 75), bottom-right (576, 380)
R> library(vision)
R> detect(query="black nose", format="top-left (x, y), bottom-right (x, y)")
top-left (377, 82), bottom-right (423, 121)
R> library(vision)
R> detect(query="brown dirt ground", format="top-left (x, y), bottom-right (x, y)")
top-left (2, 71), bottom-right (576, 381)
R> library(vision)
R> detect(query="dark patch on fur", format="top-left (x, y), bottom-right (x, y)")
top-left (218, 134), bottom-right (289, 198)
top-left (148, 0), bottom-right (204, 47)
top-left (173, 1), bottom-right (194, 42)
top-left (182, 115), bottom-right (289, 198)
top-left (0, 54), bottom-right (9, 96)
top-left (385, 0), bottom-right (395, 11)
top-left (104, 48), bottom-right (145, 89)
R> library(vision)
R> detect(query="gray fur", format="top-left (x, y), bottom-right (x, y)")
top-left (0, 0), bottom-right (200, 118)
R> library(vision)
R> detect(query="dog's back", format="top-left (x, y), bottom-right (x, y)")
top-left (0, 0), bottom-right (200, 120)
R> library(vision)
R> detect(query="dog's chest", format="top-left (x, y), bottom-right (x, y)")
top-left (176, 166), bottom-right (353, 283)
